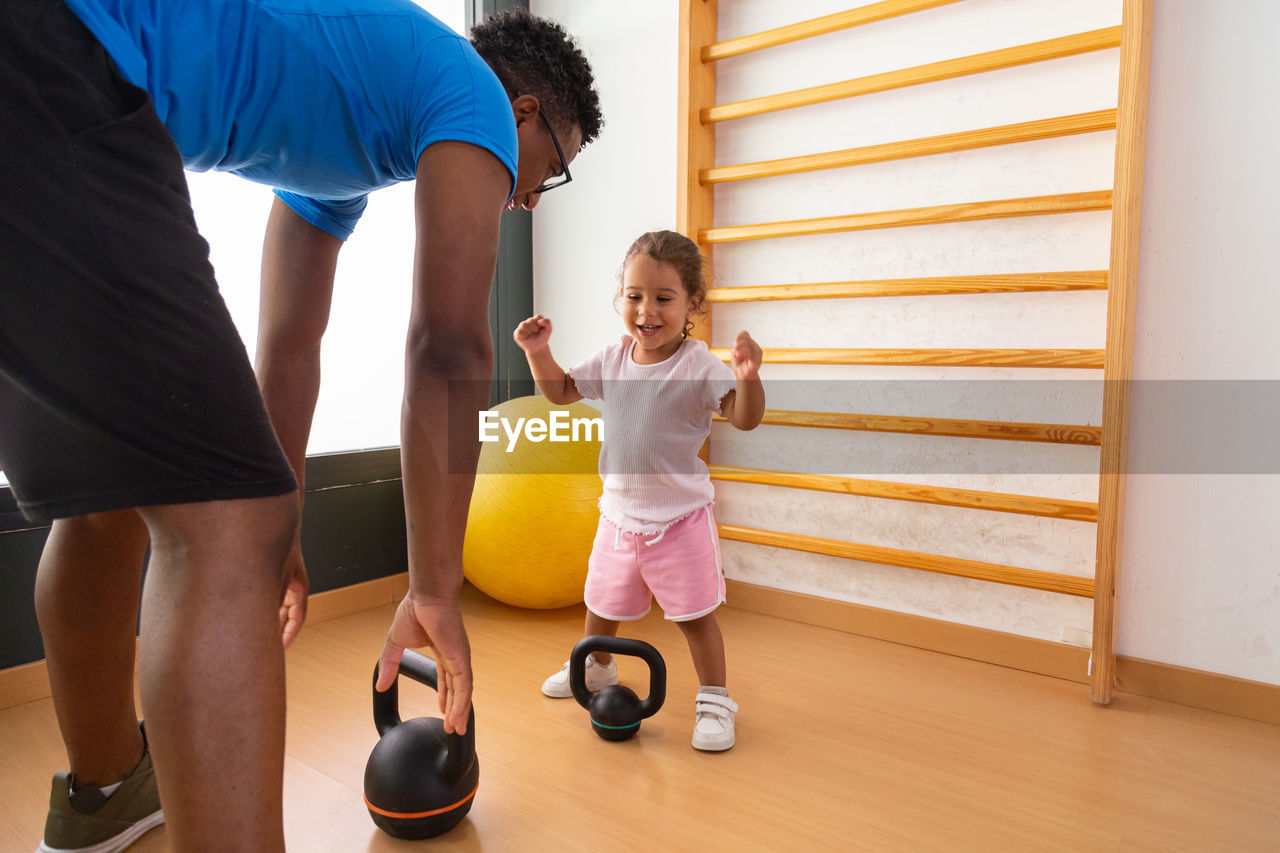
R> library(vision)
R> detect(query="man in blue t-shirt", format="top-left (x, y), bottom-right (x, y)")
top-left (0, 1), bottom-right (601, 849)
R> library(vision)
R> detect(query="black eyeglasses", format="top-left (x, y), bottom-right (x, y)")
top-left (534, 111), bottom-right (571, 193)
top-left (517, 91), bottom-right (572, 194)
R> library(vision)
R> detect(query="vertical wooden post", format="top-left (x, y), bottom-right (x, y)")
top-left (1091, 0), bottom-right (1153, 705)
top-left (677, 0), bottom-right (718, 345)
top-left (678, 0), bottom-right (719, 464)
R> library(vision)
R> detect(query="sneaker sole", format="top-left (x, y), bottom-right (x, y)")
top-left (691, 733), bottom-right (735, 752)
top-left (38, 808), bottom-right (164, 853)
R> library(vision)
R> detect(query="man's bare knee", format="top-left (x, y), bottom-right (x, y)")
top-left (139, 493), bottom-right (298, 571)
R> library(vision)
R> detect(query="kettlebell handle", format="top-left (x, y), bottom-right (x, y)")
top-left (569, 636), bottom-right (666, 719)
top-left (372, 650), bottom-right (476, 777)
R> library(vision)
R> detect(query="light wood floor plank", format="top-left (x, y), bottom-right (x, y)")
top-left (1, 584), bottom-right (1277, 851)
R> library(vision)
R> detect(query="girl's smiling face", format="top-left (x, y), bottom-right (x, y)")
top-left (620, 254), bottom-right (697, 364)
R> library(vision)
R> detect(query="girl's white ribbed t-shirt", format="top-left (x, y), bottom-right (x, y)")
top-left (569, 336), bottom-right (737, 535)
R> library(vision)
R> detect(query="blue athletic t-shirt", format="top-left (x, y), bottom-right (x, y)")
top-left (63, 0), bottom-right (518, 240)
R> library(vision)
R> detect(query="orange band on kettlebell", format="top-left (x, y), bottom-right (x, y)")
top-left (363, 783), bottom-right (479, 820)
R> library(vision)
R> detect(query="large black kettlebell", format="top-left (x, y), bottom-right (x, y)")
top-left (363, 650), bottom-right (478, 839)
top-left (569, 636), bottom-right (666, 741)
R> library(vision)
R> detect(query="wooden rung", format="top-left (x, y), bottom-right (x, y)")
top-left (704, 271), bottom-right (1108, 302)
top-left (702, 27), bottom-right (1122, 123)
top-left (702, 0), bottom-right (964, 62)
top-left (699, 190), bottom-right (1112, 244)
top-left (710, 465), bottom-right (1099, 522)
top-left (718, 523), bottom-right (1096, 597)
top-left (709, 347), bottom-right (1106, 369)
top-left (701, 110), bottom-right (1118, 184)
top-left (715, 409), bottom-right (1101, 445)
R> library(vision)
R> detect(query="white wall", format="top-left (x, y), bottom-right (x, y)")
top-left (529, 0), bottom-right (1279, 685)
top-left (528, 1), bottom-right (679, 369)
top-left (1118, 0), bottom-right (1280, 683)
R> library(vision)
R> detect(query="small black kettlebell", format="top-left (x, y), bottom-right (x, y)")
top-left (569, 636), bottom-right (666, 741)
top-left (363, 650), bottom-right (478, 839)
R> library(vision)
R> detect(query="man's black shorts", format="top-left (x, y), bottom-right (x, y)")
top-left (0, 0), bottom-right (297, 523)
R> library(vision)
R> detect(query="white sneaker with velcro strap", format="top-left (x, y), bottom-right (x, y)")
top-left (691, 689), bottom-right (738, 751)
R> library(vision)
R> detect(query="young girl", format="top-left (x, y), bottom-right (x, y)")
top-left (513, 229), bottom-right (764, 751)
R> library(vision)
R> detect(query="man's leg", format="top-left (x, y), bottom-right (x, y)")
top-left (34, 509), bottom-right (150, 789)
top-left (3, 7), bottom-right (300, 845)
top-left (135, 493), bottom-right (297, 852)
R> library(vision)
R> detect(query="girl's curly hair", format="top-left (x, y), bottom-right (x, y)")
top-left (620, 231), bottom-right (710, 339)
top-left (470, 8), bottom-right (603, 148)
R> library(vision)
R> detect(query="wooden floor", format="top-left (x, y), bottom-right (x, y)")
top-left (1, 584), bottom-right (1278, 851)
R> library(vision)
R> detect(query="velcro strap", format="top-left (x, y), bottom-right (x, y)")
top-left (695, 692), bottom-right (738, 713)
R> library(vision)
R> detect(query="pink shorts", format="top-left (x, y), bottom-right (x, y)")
top-left (584, 505), bottom-right (726, 622)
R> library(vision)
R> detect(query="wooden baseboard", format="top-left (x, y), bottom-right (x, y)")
top-left (304, 573), bottom-right (409, 625)
top-left (1114, 656), bottom-right (1280, 726)
top-left (3, 575), bottom-right (1275, 725)
top-left (0, 659), bottom-right (51, 712)
top-left (724, 579), bottom-right (1280, 726)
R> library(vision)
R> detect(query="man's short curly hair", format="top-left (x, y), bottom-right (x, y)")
top-left (470, 8), bottom-right (603, 150)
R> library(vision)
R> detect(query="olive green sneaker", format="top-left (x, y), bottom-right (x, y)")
top-left (38, 731), bottom-right (164, 853)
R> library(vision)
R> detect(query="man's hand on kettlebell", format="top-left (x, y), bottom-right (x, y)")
top-left (377, 593), bottom-right (473, 735)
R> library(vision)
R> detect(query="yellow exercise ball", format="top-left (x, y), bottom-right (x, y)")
top-left (463, 395), bottom-right (603, 609)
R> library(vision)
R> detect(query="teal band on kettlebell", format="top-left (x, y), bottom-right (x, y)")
top-left (592, 720), bottom-right (640, 730)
